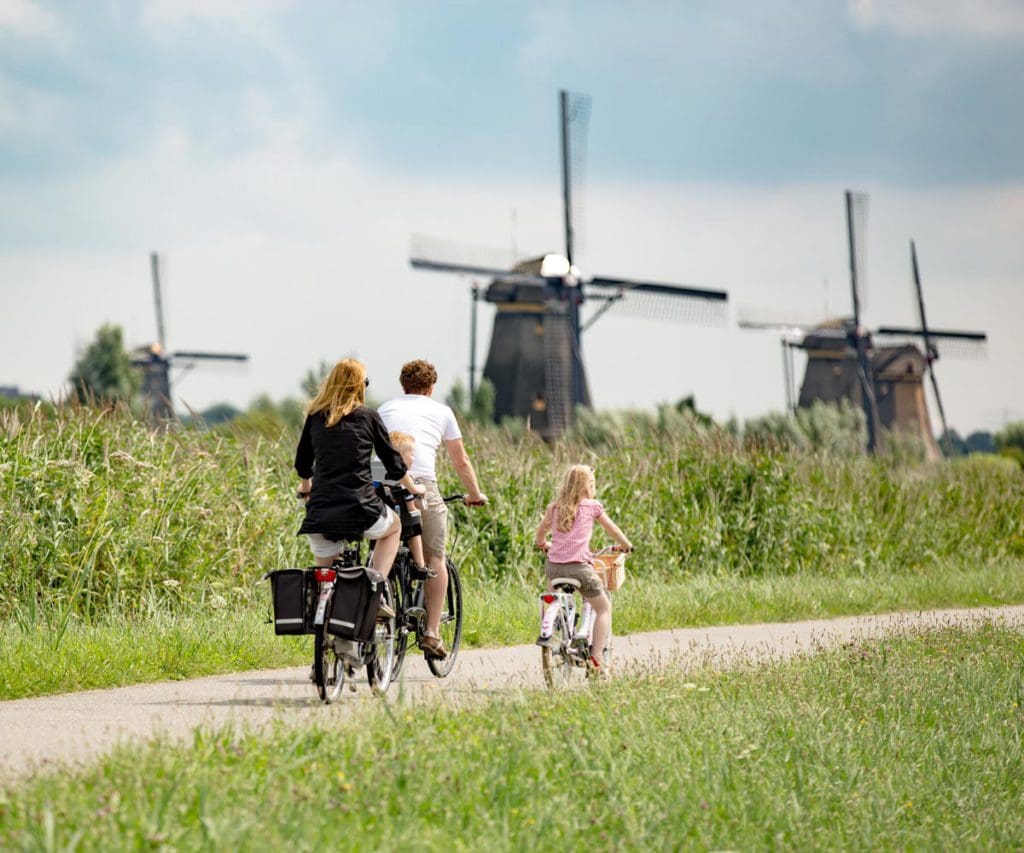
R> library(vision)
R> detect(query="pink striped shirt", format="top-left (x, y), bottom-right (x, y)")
top-left (546, 499), bottom-right (604, 565)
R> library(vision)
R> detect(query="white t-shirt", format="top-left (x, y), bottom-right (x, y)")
top-left (378, 394), bottom-right (462, 480)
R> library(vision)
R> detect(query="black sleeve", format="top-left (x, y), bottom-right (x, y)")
top-left (294, 415), bottom-right (315, 479)
top-left (369, 411), bottom-right (407, 481)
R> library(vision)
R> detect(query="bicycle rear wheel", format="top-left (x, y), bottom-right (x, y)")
top-left (366, 582), bottom-right (397, 695)
top-left (541, 613), bottom-right (576, 690)
top-left (389, 574), bottom-right (411, 683)
top-left (314, 623), bottom-right (346, 704)
top-left (426, 557), bottom-right (463, 678)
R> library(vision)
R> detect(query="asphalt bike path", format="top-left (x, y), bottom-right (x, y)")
top-left (2, 604), bottom-right (1023, 782)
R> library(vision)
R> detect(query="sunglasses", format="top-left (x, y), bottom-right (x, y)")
top-left (364, 378), bottom-right (370, 388)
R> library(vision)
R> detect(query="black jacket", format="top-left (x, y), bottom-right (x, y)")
top-left (295, 406), bottom-right (407, 541)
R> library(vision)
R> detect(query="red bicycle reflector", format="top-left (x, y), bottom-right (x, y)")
top-left (314, 568), bottom-right (336, 583)
top-left (541, 594), bottom-right (556, 605)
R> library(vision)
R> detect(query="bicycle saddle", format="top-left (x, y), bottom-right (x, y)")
top-left (550, 577), bottom-right (582, 593)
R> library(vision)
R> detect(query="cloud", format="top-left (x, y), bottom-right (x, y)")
top-left (0, 0), bottom-right (58, 40)
top-left (140, 0), bottom-right (295, 34)
top-left (848, 0), bottom-right (1024, 40)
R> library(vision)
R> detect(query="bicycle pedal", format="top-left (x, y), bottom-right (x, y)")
top-left (535, 634), bottom-right (558, 648)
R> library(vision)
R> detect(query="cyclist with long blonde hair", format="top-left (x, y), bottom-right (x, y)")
top-left (534, 464), bottom-right (633, 674)
top-left (295, 358), bottom-right (423, 585)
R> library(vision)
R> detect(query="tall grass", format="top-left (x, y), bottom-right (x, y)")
top-left (2, 403), bottom-right (1022, 624)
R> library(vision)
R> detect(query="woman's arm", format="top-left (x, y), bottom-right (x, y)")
top-left (369, 411), bottom-right (408, 481)
top-left (596, 513), bottom-right (633, 552)
top-left (294, 415), bottom-right (314, 480)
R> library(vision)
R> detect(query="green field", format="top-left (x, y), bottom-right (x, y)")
top-left (1, 403), bottom-right (1023, 699)
top-left (2, 623), bottom-right (1021, 849)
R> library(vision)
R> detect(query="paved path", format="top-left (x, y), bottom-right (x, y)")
top-left (3, 605), bottom-right (1023, 782)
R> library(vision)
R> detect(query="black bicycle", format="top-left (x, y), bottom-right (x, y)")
top-left (378, 491), bottom-right (466, 681)
top-left (310, 540), bottom-right (396, 703)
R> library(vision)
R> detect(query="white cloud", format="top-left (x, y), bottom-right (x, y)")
top-left (0, 0), bottom-right (58, 40)
top-left (140, 0), bottom-right (295, 34)
top-left (848, 0), bottom-right (1024, 40)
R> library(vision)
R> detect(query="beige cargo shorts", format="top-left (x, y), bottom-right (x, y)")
top-left (419, 478), bottom-right (448, 559)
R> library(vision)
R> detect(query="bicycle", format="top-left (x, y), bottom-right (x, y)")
top-left (536, 547), bottom-right (625, 689)
top-left (308, 539), bottom-right (397, 704)
top-left (376, 489), bottom-right (466, 681)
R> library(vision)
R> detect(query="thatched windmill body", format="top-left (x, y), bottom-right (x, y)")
top-left (411, 91), bottom-right (729, 438)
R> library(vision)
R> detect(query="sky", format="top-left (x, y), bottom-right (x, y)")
top-left (1, 0), bottom-right (1022, 434)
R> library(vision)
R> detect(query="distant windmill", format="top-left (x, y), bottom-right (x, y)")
top-left (409, 90), bottom-right (729, 439)
top-left (132, 252), bottom-right (249, 420)
top-left (740, 192), bottom-right (986, 457)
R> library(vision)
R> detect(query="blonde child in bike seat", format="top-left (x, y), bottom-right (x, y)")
top-left (388, 431), bottom-right (430, 577)
top-left (534, 464), bottom-right (633, 673)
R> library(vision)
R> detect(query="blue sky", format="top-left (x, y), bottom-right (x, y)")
top-left (2, 0), bottom-right (1022, 432)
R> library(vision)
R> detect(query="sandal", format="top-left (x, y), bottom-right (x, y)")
top-left (418, 632), bottom-right (448, 659)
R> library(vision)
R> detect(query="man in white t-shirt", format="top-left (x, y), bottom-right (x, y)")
top-left (378, 359), bottom-right (487, 659)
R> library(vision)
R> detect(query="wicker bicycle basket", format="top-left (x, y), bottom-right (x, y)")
top-left (592, 551), bottom-right (626, 591)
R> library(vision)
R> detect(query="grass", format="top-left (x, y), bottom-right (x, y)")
top-left (2, 623), bottom-right (1022, 849)
top-left (3, 559), bottom-right (1023, 701)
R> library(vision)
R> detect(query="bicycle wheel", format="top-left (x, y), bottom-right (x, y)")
top-left (389, 574), bottom-right (411, 683)
top-left (313, 622), bottom-right (346, 704)
top-left (426, 557), bottom-right (463, 678)
top-left (366, 582), bottom-right (397, 695)
top-left (541, 613), bottom-right (575, 690)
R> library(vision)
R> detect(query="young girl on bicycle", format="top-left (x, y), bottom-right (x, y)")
top-left (534, 464), bottom-right (633, 673)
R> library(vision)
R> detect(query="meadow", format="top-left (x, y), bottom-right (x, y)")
top-left (1, 402), bottom-right (1022, 699)
top-left (2, 623), bottom-right (1021, 849)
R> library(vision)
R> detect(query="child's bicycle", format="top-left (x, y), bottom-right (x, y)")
top-left (536, 547), bottom-right (626, 689)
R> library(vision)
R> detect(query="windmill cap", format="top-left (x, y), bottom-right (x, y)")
top-left (540, 254), bottom-right (570, 278)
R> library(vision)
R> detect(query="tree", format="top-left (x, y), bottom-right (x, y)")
top-left (995, 421), bottom-right (1024, 468)
top-left (68, 324), bottom-right (139, 404)
top-left (446, 378), bottom-right (496, 426)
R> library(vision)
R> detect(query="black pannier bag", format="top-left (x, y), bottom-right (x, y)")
top-left (267, 568), bottom-right (316, 636)
top-left (326, 566), bottom-right (385, 643)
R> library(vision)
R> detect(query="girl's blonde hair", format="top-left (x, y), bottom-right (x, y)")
top-left (307, 358), bottom-right (366, 427)
top-left (389, 430), bottom-right (415, 455)
top-left (552, 464), bottom-right (596, 532)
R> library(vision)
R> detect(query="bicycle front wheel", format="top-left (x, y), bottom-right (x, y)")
top-left (366, 582), bottom-right (397, 695)
top-left (426, 557), bottom-right (463, 678)
top-left (314, 623), bottom-right (346, 705)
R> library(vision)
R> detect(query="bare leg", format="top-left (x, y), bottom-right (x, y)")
top-left (368, 517), bottom-right (401, 579)
top-left (424, 552), bottom-right (447, 636)
top-left (587, 591), bottom-right (612, 660)
top-left (408, 535), bottom-right (426, 570)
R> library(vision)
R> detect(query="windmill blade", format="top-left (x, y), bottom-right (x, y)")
top-left (150, 251), bottom-right (166, 350)
top-left (585, 277), bottom-right (728, 326)
top-left (560, 90), bottom-right (591, 267)
top-left (170, 351), bottom-right (249, 362)
top-left (409, 234), bottom-right (522, 278)
top-left (910, 239), bottom-right (950, 456)
top-left (873, 327), bottom-right (987, 359)
top-left (845, 190), bottom-right (869, 324)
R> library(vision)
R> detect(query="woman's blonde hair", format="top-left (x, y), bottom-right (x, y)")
top-left (553, 464), bottom-right (596, 532)
top-left (307, 358), bottom-right (366, 427)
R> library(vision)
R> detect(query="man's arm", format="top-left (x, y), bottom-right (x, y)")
top-left (444, 437), bottom-right (487, 506)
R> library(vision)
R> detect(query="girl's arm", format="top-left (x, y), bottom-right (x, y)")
top-left (597, 513), bottom-right (633, 552)
top-left (534, 507), bottom-right (552, 553)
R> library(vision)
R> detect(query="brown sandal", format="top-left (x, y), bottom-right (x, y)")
top-left (418, 633), bottom-right (448, 659)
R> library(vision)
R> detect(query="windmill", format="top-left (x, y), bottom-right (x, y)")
top-left (409, 90), bottom-right (729, 439)
top-left (740, 192), bottom-right (987, 457)
top-left (132, 252), bottom-right (249, 420)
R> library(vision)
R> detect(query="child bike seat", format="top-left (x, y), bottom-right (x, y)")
top-left (550, 577), bottom-right (582, 593)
